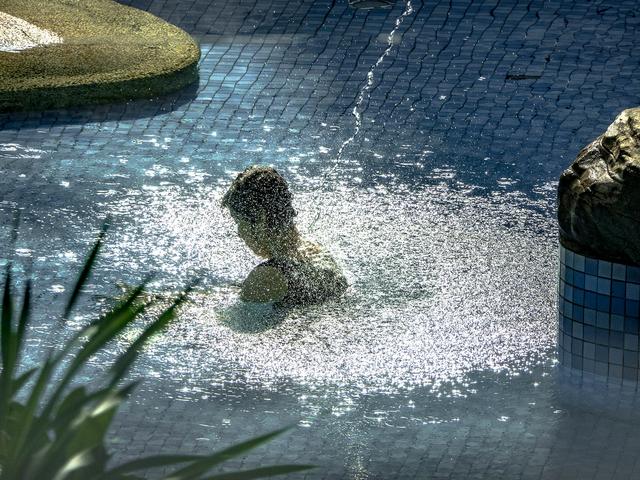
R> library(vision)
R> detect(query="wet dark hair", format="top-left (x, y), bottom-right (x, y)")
top-left (222, 165), bottom-right (297, 229)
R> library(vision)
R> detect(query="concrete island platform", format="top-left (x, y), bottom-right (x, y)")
top-left (0, 0), bottom-right (200, 112)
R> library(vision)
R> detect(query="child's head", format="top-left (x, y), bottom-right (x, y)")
top-left (222, 165), bottom-right (297, 229)
top-left (222, 166), bottom-right (297, 257)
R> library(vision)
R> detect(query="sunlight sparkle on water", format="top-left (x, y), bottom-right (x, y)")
top-left (99, 180), bottom-right (556, 395)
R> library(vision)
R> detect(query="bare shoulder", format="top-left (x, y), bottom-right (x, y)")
top-left (299, 239), bottom-right (324, 256)
top-left (300, 239), bottom-right (342, 269)
top-left (240, 265), bottom-right (289, 303)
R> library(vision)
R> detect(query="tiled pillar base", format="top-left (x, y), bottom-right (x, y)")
top-left (558, 244), bottom-right (640, 382)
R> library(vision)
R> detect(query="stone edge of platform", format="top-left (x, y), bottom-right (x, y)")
top-left (0, 0), bottom-right (200, 113)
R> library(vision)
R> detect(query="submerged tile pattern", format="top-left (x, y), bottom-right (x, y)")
top-left (2, 0), bottom-right (640, 478)
top-left (1, 0), bottom-right (640, 195)
top-left (558, 244), bottom-right (640, 383)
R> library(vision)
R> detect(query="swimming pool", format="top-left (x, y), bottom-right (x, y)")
top-left (1, 0), bottom-right (640, 478)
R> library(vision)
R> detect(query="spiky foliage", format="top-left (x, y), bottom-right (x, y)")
top-left (0, 221), bottom-right (312, 479)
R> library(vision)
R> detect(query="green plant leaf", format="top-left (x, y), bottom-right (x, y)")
top-left (67, 445), bottom-right (111, 480)
top-left (19, 281), bottom-right (150, 470)
top-left (51, 448), bottom-right (100, 480)
top-left (34, 384), bottom-right (136, 479)
top-left (11, 366), bottom-right (37, 393)
top-left (50, 382), bottom-right (139, 440)
top-left (43, 292), bottom-right (149, 422)
top-left (9, 354), bottom-right (57, 473)
top-left (165, 427), bottom-right (292, 480)
top-left (15, 279), bottom-right (31, 373)
top-left (0, 229), bottom-right (312, 480)
top-left (48, 279), bottom-right (144, 386)
top-left (110, 284), bottom-right (194, 386)
top-left (1, 264), bottom-right (15, 394)
top-left (51, 385), bottom-right (107, 439)
top-left (2, 402), bottom-right (50, 479)
top-left (107, 455), bottom-right (204, 476)
top-left (63, 218), bottom-right (109, 319)
top-left (54, 386), bottom-right (88, 421)
top-left (30, 444), bottom-right (110, 480)
top-left (0, 265), bottom-right (16, 452)
top-left (50, 274), bottom-right (149, 370)
top-left (63, 401), bottom-right (120, 461)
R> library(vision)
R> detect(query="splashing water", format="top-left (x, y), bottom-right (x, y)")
top-left (308, 0), bottom-right (415, 231)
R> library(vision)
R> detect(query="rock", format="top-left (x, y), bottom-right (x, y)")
top-left (558, 107), bottom-right (640, 265)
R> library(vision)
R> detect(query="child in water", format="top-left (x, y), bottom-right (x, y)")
top-left (222, 165), bottom-right (347, 306)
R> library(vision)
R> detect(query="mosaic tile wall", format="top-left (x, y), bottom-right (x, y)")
top-left (3, 0), bottom-right (640, 197)
top-left (558, 244), bottom-right (640, 383)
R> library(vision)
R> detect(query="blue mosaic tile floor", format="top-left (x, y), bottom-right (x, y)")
top-left (1, 0), bottom-right (640, 478)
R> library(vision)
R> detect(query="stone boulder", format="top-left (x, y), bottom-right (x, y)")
top-left (558, 107), bottom-right (640, 265)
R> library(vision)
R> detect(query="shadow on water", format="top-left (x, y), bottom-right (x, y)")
top-left (0, 78), bottom-right (200, 131)
top-left (218, 301), bottom-right (290, 334)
